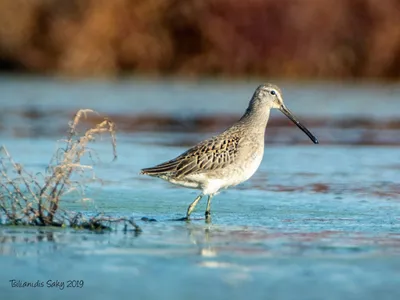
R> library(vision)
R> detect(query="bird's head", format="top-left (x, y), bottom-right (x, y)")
top-left (250, 83), bottom-right (319, 144)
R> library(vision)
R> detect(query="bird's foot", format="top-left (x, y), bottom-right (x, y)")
top-left (141, 217), bottom-right (157, 222)
top-left (205, 211), bottom-right (212, 223)
top-left (173, 216), bottom-right (191, 222)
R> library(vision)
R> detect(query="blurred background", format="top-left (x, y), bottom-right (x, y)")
top-left (1, 0), bottom-right (400, 78)
top-left (1, 2), bottom-right (400, 300)
top-left (0, 0), bottom-right (400, 80)
top-left (0, 0), bottom-right (399, 145)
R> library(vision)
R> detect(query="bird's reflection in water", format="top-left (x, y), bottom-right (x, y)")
top-left (185, 223), bottom-right (218, 257)
top-left (184, 222), bottom-right (254, 286)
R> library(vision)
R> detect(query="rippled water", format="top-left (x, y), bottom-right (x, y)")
top-left (1, 77), bottom-right (400, 299)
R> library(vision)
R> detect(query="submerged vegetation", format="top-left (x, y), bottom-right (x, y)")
top-left (0, 109), bottom-right (141, 232)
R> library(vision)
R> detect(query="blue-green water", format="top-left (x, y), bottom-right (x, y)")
top-left (1, 77), bottom-right (400, 300)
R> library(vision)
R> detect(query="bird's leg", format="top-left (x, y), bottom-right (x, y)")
top-left (205, 195), bottom-right (213, 220)
top-left (186, 194), bottom-right (203, 219)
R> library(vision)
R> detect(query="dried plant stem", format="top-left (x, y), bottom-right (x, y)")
top-left (0, 109), bottom-right (140, 232)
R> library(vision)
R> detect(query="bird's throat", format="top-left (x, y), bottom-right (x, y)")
top-left (238, 106), bottom-right (271, 135)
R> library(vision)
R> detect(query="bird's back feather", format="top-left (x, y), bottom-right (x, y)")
top-left (140, 131), bottom-right (241, 179)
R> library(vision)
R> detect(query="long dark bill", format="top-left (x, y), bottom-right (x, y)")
top-left (280, 106), bottom-right (319, 144)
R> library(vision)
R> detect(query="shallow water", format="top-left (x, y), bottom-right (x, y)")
top-left (1, 77), bottom-right (400, 299)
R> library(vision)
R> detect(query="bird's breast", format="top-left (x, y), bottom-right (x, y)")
top-left (215, 147), bottom-right (264, 190)
top-left (238, 148), bottom-right (264, 182)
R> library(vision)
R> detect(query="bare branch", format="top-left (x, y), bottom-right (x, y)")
top-left (0, 109), bottom-right (139, 232)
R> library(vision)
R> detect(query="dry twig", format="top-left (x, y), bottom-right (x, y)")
top-left (0, 109), bottom-right (140, 232)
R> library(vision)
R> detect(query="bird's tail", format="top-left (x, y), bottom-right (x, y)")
top-left (140, 160), bottom-right (180, 176)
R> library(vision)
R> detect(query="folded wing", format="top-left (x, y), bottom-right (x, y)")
top-left (140, 135), bottom-right (240, 179)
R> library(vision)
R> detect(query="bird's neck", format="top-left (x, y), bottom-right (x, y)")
top-left (237, 104), bottom-right (271, 135)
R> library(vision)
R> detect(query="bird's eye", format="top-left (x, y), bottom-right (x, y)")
top-left (270, 90), bottom-right (276, 96)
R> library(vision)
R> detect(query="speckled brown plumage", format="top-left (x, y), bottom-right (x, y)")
top-left (140, 132), bottom-right (241, 178)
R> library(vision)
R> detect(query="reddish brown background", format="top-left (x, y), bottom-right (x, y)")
top-left (1, 0), bottom-right (400, 78)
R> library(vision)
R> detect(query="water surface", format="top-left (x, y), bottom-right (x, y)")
top-left (0, 77), bottom-right (400, 299)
